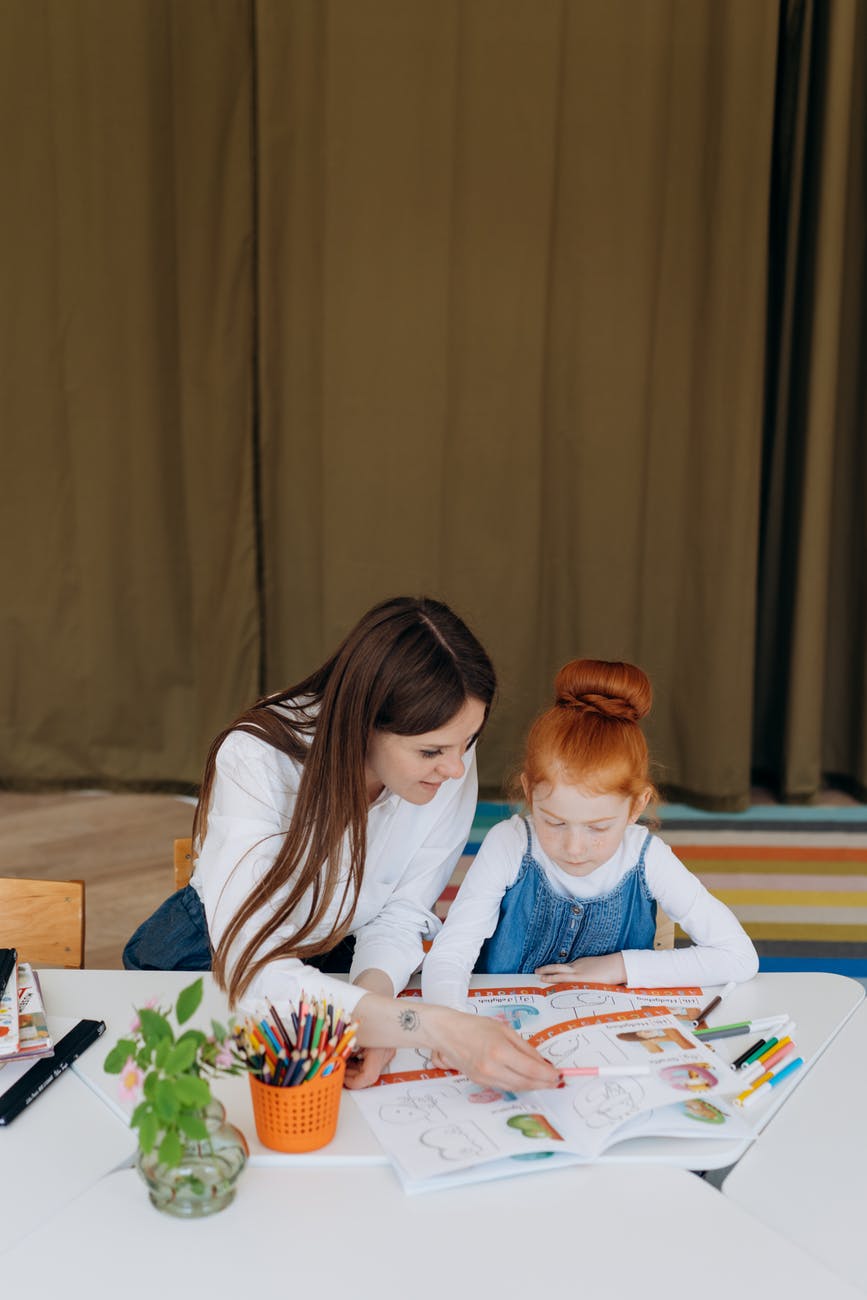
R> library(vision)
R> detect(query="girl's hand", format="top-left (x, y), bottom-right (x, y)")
top-left (432, 1012), bottom-right (560, 1092)
top-left (342, 1045), bottom-right (396, 1090)
top-left (535, 953), bottom-right (628, 985)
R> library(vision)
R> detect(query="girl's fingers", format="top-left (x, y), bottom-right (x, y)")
top-left (534, 965), bottom-right (575, 983)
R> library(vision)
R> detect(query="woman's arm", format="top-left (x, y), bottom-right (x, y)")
top-left (351, 991), bottom-right (561, 1093)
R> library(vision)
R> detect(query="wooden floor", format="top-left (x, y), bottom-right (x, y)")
top-left (0, 791), bottom-right (196, 968)
top-left (3, 784), bottom-right (862, 972)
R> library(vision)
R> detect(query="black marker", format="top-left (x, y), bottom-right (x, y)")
top-left (732, 1037), bottom-right (767, 1070)
top-left (0, 1018), bottom-right (106, 1126)
top-left (0, 948), bottom-right (16, 1002)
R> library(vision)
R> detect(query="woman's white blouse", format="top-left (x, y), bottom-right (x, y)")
top-left (190, 727), bottom-right (478, 1014)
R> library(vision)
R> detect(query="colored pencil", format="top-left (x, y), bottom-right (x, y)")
top-left (267, 999), bottom-right (296, 1051)
top-left (242, 998), bottom-right (358, 1089)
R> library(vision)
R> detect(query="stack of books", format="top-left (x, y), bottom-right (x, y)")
top-left (0, 950), bottom-right (55, 1066)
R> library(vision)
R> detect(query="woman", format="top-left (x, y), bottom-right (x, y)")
top-left (124, 596), bottom-right (558, 1092)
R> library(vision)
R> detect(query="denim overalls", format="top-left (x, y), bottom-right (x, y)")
top-left (477, 818), bottom-right (657, 974)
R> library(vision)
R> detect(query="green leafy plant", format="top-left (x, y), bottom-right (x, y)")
top-left (104, 978), bottom-right (247, 1169)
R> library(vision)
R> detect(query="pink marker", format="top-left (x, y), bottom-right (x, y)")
top-left (559, 1065), bottom-right (651, 1077)
top-left (757, 1040), bottom-right (797, 1073)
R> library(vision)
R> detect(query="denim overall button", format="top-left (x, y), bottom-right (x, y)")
top-left (571, 905), bottom-right (582, 916)
top-left (559, 949), bottom-right (568, 959)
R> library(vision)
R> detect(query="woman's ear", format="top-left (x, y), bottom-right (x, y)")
top-left (630, 787), bottom-right (652, 823)
top-left (520, 773), bottom-right (530, 805)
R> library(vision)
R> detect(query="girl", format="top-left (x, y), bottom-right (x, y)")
top-left (123, 596), bottom-right (559, 1094)
top-left (422, 658), bottom-right (758, 1011)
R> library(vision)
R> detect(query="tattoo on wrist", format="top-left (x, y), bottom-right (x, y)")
top-left (398, 1008), bottom-right (420, 1033)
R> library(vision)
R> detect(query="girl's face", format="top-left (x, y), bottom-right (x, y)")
top-left (365, 696), bottom-right (486, 805)
top-left (526, 777), bottom-right (649, 876)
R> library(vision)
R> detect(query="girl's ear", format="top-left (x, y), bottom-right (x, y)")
top-left (629, 787), bottom-right (652, 823)
top-left (520, 773), bottom-right (531, 805)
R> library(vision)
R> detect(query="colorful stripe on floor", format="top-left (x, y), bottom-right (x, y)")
top-left (442, 803), bottom-right (867, 978)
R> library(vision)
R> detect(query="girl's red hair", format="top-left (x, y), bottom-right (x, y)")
top-left (521, 659), bottom-right (656, 806)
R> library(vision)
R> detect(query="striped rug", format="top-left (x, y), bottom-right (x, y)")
top-left (436, 802), bottom-right (867, 979)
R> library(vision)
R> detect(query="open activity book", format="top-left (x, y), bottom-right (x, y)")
top-left (350, 983), bottom-right (756, 1193)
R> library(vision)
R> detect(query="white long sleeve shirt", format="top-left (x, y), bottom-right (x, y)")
top-left (189, 725), bottom-right (478, 1014)
top-left (421, 816), bottom-right (759, 1011)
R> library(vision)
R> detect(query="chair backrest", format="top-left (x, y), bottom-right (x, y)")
top-left (174, 838), bottom-right (194, 891)
top-left (0, 877), bottom-right (86, 969)
top-left (653, 906), bottom-right (675, 951)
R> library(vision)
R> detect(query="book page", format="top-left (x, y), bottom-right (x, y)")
top-left (352, 1006), bottom-right (745, 1190)
top-left (380, 982), bottom-right (705, 1081)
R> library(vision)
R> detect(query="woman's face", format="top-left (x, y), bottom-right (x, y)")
top-left (365, 696), bottom-right (486, 805)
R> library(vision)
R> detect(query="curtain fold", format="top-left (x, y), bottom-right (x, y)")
top-left (255, 0), bottom-right (779, 801)
top-left (754, 0), bottom-right (867, 800)
top-left (0, 0), bottom-right (259, 786)
top-left (2, 0), bottom-right (865, 807)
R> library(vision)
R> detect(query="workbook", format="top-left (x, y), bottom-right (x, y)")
top-left (350, 985), bottom-right (754, 1193)
top-left (12, 965), bottom-right (53, 1061)
top-left (0, 964), bottom-right (53, 1064)
top-left (0, 956), bottom-right (19, 1058)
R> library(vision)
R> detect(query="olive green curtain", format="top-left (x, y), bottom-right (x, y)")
top-left (0, 1), bottom-right (259, 786)
top-left (1, 1), bottom-right (864, 806)
top-left (255, 0), bottom-right (779, 804)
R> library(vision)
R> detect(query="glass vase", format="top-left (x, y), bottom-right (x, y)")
top-left (136, 1098), bottom-right (249, 1218)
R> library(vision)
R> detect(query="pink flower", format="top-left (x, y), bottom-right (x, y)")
top-left (214, 1046), bottom-right (234, 1070)
top-left (118, 1056), bottom-right (144, 1105)
top-left (128, 996), bottom-right (160, 1034)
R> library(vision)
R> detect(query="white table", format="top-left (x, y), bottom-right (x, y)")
top-left (723, 999), bottom-right (867, 1293)
top-left (2, 1162), bottom-right (864, 1299)
top-left (36, 968), bottom-right (386, 1166)
top-left (3, 967), bottom-right (862, 1281)
top-left (38, 968), bottom-right (864, 1173)
top-left (0, 1016), bottom-right (137, 1251)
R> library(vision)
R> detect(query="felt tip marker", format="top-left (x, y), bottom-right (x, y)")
top-left (694, 1014), bottom-right (790, 1040)
top-left (559, 1065), bottom-right (652, 1078)
top-left (755, 1035), bottom-right (791, 1064)
top-left (733, 1038), bottom-right (767, 1069)
top-left (756, 1040), bottom-right (796, 1073)
top-left (736, 1059), bottom-right (769, 1087)
top-left (740, 1057), bottom-right (804, 1107)
top-left (692, 982), bottom-right (737, 1027)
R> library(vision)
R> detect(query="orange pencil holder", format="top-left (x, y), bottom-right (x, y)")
top-left (248, 1057), bottom-right (346, 1153)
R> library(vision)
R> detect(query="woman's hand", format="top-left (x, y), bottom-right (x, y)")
top-left (350, 992), bottom-right (560, 1093)
top-left (430, 1011), bottom-right (560, 1092)
top-left (535, 953), bottom-right (627, 985)
top-left (342, 1045), bottom-right (396, 1090)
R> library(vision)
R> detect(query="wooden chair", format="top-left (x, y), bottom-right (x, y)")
top-left (0, 877), bottom-right (86, 969)
top-left (654, 907), bottom-right (675, 951)
top-left (174, 837), bottom-right (194, 891)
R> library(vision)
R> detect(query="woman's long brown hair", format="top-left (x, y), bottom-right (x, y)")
top-left (199, 596), bottom-right (497, 1004)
